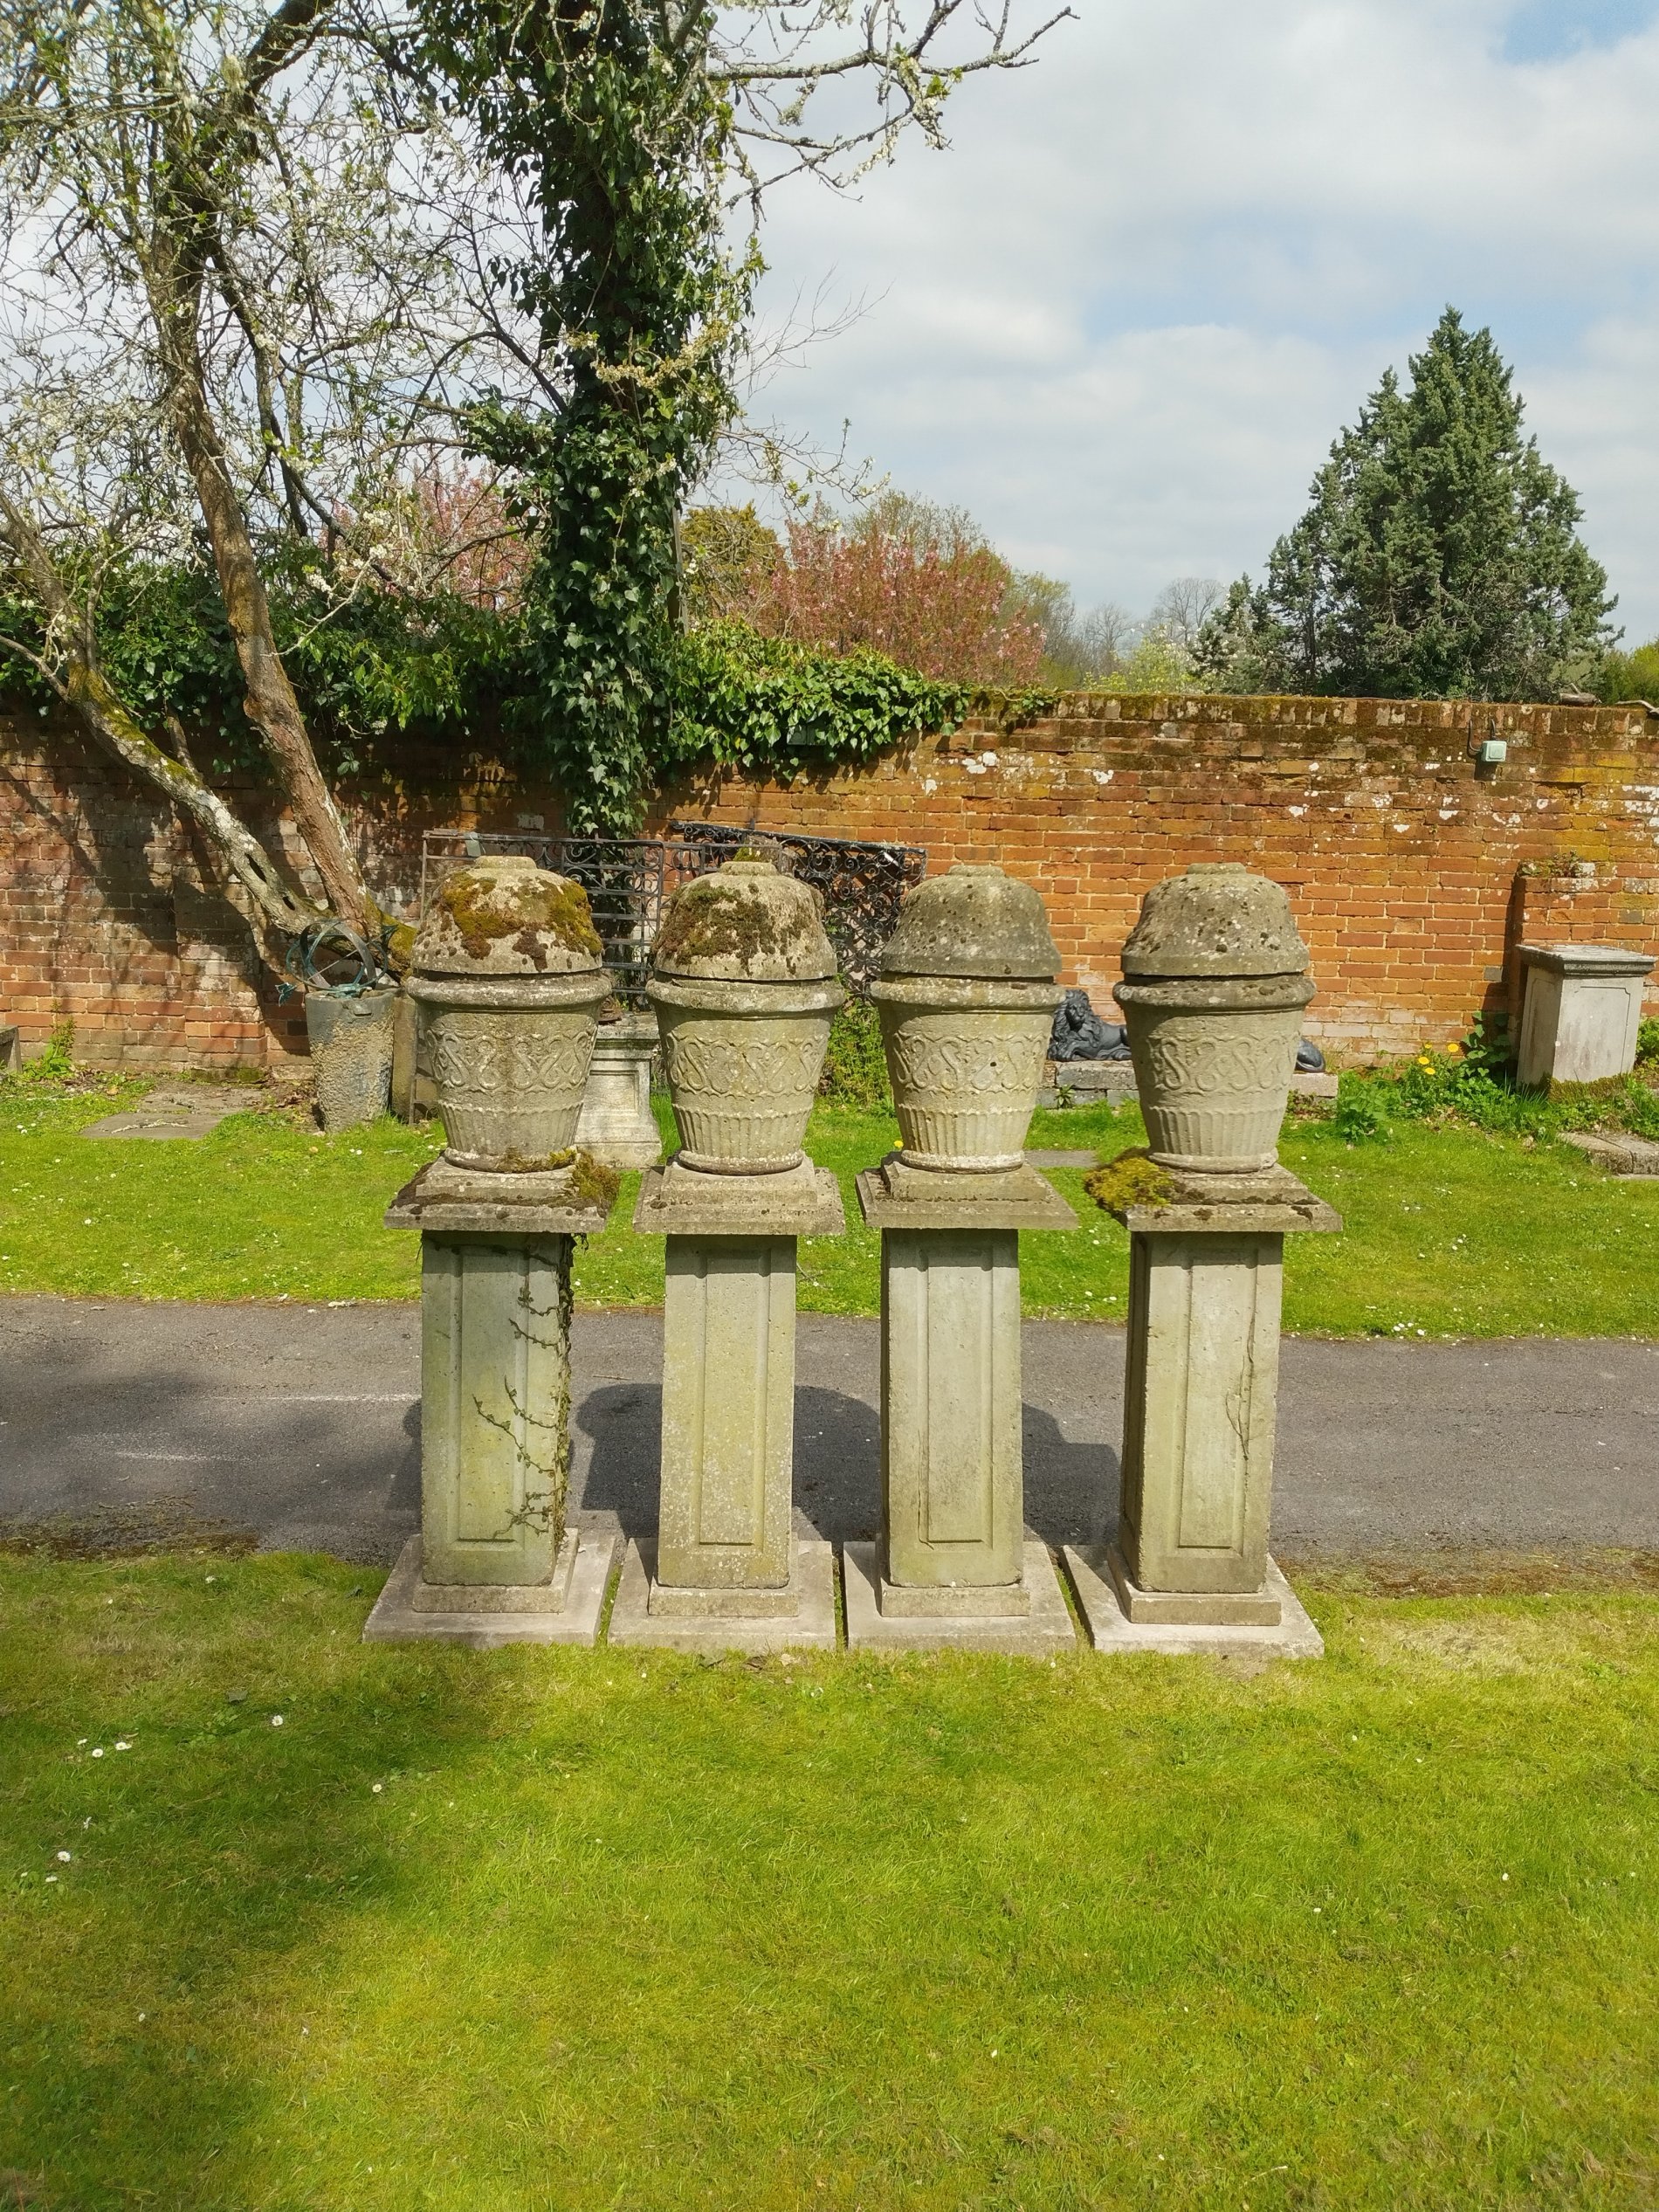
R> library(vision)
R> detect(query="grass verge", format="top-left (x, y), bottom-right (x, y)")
top-left (2, 1084), bottom-right (1657, 1336)
top-left (3, 1551), bottom-right (1657, 2209)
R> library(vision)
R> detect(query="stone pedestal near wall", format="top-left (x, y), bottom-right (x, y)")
top-left (1064, 1165), bottom-right (1336, 1659)
top-left (844, 1157), bottom-right (1077, 1655)
top-left (608, 1160), bottom-right (843, 1653)
top-left (364, 1160), bottom-right (619, 1647)
top-left (574, 1013), bottom-right (662, 1168)
top-left (1516, 944), bottom-right (1654, 1088)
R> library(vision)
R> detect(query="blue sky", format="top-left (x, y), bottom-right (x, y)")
top-left (734, 0), bottom-right (1659, 638)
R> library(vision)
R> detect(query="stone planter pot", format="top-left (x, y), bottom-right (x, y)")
top-left (649, 857), bottom-right (843, 1175)
top-left (872, 975), bottom-right (1059, 1169)
top-left (305, 984), bottom-right (397, 1132)
top-left (651, 978), bottom-right (839, 1171)
top-left (1115, 862), bottom-right (1314, 1175)
top-left (871, 863), bottom-right (1063, 1172)
top-left (410, 854), bottom-right (611, 1171)
top-left (406, 972), bottom-right (612, 1168)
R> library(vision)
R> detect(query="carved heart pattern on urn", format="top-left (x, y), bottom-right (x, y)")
top-left (428, 1022), bottom-right (595, 1097)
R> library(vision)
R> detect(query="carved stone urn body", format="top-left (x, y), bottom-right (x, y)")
top-left (1114, 862), bottom-right (1314, 1173)
top-left (407, 855), bottom-right (613, 1170)
top-left (649, 858), bottom-right (843, 1173)
top-left (871, 864), bottom-right (1063, 1171)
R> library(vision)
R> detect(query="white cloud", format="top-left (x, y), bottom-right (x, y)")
top-left (734, 0), bottom-right (1659, 632)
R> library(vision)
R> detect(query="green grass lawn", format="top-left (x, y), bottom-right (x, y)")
top-left (3, 1551), bottom-right (1657, 2209)
top-left (0, 1082), bottom-right (1656, 1335)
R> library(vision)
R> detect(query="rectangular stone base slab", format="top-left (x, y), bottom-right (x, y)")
top-left (648, 1571), bottom-right (802, 1620)
top-left (879, 1572), bottom-right (1029, 1618)
top-left (608, 1539), bottom-right (838, 1653)
top-left (1064, 1547), bottom-right (1324, 1660)
top-left (363, 1529), bottom-right (616, 1649)
top-left (1104, 1540), bottom-right (1281, 1627)
top-left (843, 1540), bottom-right (1076, 1655)
top-left (410, 1529), bottom-right (580, 1615)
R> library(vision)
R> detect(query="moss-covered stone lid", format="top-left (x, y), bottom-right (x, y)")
top-left (652, 858), bottom-right (836, 982)
top-left (412, 856), bottom-right (604, 977)
top-left (1120, 862), bottom-right (1309, 979)
top-left (879, 864), bottom-right (1060, 981)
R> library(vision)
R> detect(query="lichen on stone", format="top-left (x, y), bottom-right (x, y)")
top-left (437, 870), bottom-right (602, 964)
top-left (1083, 1147), bottom-right (1175, 1215)
top-left (656, 879), bottom-right (816, 968)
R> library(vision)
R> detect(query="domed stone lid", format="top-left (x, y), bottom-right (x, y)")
top-left (879, 863), bottom-right (1060, 981)
top-left (1120, 862), bottom-right (1309, 978)
top-left (652, 858), bottom-right (836, 982)
top-left (413, 855), bottom-right (604, 977)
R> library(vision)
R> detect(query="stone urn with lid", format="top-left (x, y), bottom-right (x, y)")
top-left (1114, 861), bottom-right (1314, 1174)
top-left (407, 854), bottom-right (613, 1169)
top-left (871, 864), bottom-right (1064, 1171)
top-left (649, 857), bottom-right (843, 1173)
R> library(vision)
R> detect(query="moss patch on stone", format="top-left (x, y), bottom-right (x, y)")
top-left (497, 1147), bottom-right (577, 1175)
top-left (568, 1151), bottom-right (622, 1212)
top-left (1083, 1147), bottom-right (1174, 1215)
top-left (437, 871), bottom-right (602, 965)
top-left (656, 880), bottom-right (816, 969)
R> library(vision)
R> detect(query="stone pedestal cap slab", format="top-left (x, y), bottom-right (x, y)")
top-left (653, 858), bottom-right (836, 982)
top-left (854, 1157), bottom-right (1077, 1231)
top-left (1519, 942), bottom-right (1656, 978)
top-left (879, 863), bottom-right (1060, 981)
top-left (413, 854), bottom-right (606, 979)
top-left (1119, 861), bottom-right (1310, 982)
top-left (383, 1157), bottom-right (616, 1236)
top-left (1091, 1161), bottom-right (1340, 1236)
top-left (632, 1158), bottom-right (845, 1237)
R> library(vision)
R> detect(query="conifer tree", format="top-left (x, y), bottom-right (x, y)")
top-left (1195, 309), bottom-right (1616, 700)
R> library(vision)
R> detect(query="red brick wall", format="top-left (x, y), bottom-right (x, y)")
top-left (4, 693), bottom-right (1658, 1070)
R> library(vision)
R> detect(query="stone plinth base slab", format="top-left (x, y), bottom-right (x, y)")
top-left (609, 1538), bottom-right (838, 1653)
top-left (1104, 1540), bottom-right (1282, 1627)
top-left (410, 1529), bottom-right (580, 1615)
top-left (1064, 1547), bottom-right (1323, 1660)
top-left (363, 1529), bottom-right (617, 1649)
top-left (843, 1540), bottom-right (1076, 1655)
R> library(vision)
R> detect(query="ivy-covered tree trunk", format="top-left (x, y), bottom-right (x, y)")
top-left (422, 0), bottom-right (749, 833)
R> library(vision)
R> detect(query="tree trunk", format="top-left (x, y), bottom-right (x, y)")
top-left (158, 331), bottom-right (370, 934)
top-left (0, 480), bottom-right (319, 937)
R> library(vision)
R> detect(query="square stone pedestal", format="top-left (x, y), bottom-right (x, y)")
top-left (1096, 1163), bottom-right (1339, 1645)
top-left (1517, 943), bottom-right (1655, 1088)
top-left (855, 1157), bottom-right (1075, 1632)
top-left (1063, 1546), bottom-right (1322, 1659)
top-left (627, 1160), bottom-right (844, 1646)
top-left (372, 1159), bottom-right (616, 1645)
top-left (574, 1014), bottom-right (662, 1168)
top-left (843, 1539), bottom-right (1076, 1655)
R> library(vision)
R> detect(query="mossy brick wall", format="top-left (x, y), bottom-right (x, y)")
top-left (3, 693), bottom-right (1658, 1070)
